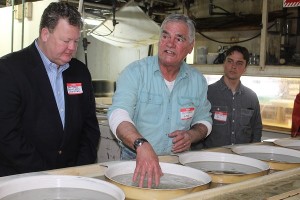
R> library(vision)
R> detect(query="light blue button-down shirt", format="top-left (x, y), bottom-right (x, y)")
top-left (35, 40), bottom-right (69, 128)
top-left (108, 55), bottom-right (212, 155)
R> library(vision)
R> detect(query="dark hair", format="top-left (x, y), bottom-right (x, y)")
top-left (161, 13), bottom-right (195, 44)
top-left (39, 2), bottom-right (83, 34)
top-left (225, 45), bottom-right (250, 65)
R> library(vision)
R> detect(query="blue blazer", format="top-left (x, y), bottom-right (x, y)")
top-left (0, 42), bottom-right (100, 176)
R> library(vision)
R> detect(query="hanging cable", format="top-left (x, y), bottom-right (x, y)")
top-left (198, 22), bottom-right (276, 44)
top-left (198, 31), bottom-right (261, 44)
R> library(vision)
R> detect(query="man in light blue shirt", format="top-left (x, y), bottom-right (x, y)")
top-left (108, 14), bottom-right (212, 188)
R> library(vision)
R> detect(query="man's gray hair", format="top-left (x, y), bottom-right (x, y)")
top-left (160, 14), bottom-right (195, 44)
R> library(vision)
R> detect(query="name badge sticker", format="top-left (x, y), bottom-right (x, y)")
top-left (180, 107), bottom-right (195, 120)
top-left (214, 111), bottom-right (227, 122)
top-left (67, 83), bottom-right (83, 95)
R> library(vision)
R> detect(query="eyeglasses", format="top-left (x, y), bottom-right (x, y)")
top-left (225, 58), bottom-right (246, 68)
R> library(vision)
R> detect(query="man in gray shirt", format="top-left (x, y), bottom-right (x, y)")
top-left (197, 45), bottom-right (262, 149)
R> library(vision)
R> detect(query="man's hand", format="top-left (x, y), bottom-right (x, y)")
top-left (169, 124), bottom-right (208, 153)
top-left (169, 130), bottom-right (192, 153)
top-left (133, 142), bottom-right (163, 188)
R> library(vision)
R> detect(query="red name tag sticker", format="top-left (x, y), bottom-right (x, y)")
top-left (180, 107), bottom-right (195, 120)
top-left (67, 83), bottom-right (83, 95)
top-left (214, 111), bottom-right (227, 122)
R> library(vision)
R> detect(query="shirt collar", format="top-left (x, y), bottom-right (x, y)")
top-left (220, 76), bottom-right (244, 94)
top-left (153, 55), bottom-right (189, 80)
top-left (35, 40), bottom-right (69, 73)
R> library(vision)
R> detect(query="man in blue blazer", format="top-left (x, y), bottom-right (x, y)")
top-left (0, 2), bottom-right (100, 176)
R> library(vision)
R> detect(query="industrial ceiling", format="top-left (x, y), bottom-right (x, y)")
top-left (0, 0), bottom-right (285, 32)
top-left (0, 0), bottom-right (185, 24)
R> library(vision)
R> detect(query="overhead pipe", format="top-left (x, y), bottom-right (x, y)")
top-left (77, 0), bottom-right (83, 14)
top-left (68, 0), bottom-right (113, 10)
top-left (78, 0), bottom-right (89, 67)
top-left (82, 10), bottom-right (90, 68)
top-left (21, 0), bottom-right (25, 49)
top-left (153, 0), bottom-right (174, 6)
top-left (11, 0), bottom-right (14, 52)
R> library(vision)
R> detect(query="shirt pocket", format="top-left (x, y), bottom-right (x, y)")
top-left (211, 106), bottom-right (228, 125)
top-left (240, 108), bottom-right (254, 127)
top-left (140, 92), bottom-right (163, 104)
top-left (138, 92), bottom-right (163, 124)
top-left (178, 96), bottom-right (200, 107)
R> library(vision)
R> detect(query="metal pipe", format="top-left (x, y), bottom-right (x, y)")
top-left (77, 0), bottom-right (84, 13)
top-left (11, 0), bottom-right (15, 52)
top-left (153, 0), bottom-right (174, 6)
top-left (21, 0), bottom-right (25, 49)
top-left (78, 0), bottom-right (89, 67)
top-left (67, 0), bottom-right (113, 10)
top-left (259, 0), bottom-right (268, 69)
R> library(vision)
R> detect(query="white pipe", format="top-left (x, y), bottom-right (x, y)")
top-left (21, 0), bottom-right (25, 49)
top-left (78, 0), bottom-right (84, 13)
top-left (68, 0), bottom-right (112, 10)
top-left (11, 0), bottom-right (14, 52)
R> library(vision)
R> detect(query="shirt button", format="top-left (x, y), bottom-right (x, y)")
top-left (232, 132), bottom-right (234, 134)
top-left (58, 150), bottom-right (62, 154)
top-left (233, 108), bottom-right (235, 111)
top-left (232, 120), bottom-right (235, 123)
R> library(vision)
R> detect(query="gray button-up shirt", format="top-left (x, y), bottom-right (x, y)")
top-left (202, 76), bottom-right (262, 148)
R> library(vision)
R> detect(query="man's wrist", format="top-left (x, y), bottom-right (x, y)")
top-left (133, 138), bottom-right (148, 150)
top-left (190, 123), bottom-right (208, 142)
